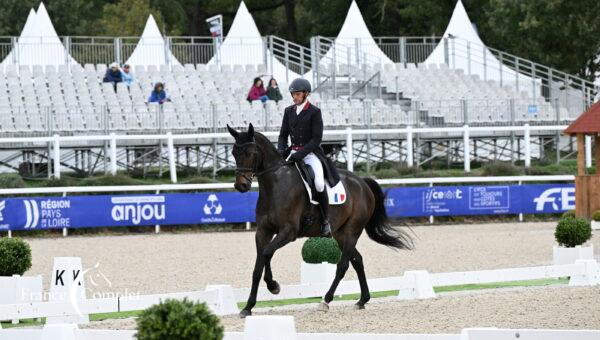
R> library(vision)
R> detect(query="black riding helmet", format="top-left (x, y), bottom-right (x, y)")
top-left (288, 78), bottom-right (311, 93)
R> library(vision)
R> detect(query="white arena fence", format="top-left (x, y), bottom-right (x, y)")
top-left (1, 260), bottom-right (599, 339)
top-left (0, 124), bottom-right (588, 182)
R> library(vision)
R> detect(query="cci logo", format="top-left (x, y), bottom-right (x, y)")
top-left (203, 194), bottom-right (223, 215)
top-left (23, 199), bottom-right (40, 228)
top-left (533, 187), bottom-right (575, 212)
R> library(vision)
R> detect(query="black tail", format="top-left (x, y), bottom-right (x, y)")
top-left (363, 177), bottom-right (414, 250)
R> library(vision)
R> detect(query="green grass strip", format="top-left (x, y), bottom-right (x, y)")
top-left (0, 277), bottom-right (568, 328)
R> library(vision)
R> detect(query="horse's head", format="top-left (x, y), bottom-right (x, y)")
top-left (228, 123), bottom-right (259, 193)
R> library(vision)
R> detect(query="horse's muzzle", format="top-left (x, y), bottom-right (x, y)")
top-left (234, 180), bottom-right (251, 193)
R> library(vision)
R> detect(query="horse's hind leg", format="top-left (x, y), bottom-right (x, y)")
top-left (350, 249), bottom-right (370, 309)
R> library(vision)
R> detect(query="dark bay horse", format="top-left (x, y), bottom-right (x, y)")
top-left (227, 123), bottom-right (413, 318)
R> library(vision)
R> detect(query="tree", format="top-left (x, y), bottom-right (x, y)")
top-left (483, 0), bottom-right (600, 79)
top-left (98, 0), bottom-right (172, 36)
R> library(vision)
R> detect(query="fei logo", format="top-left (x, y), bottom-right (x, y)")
top-left (533, 187), bottom-right (575, 212)
top-left (0, 200), bottom-right (4, 221)
top-left (203, 194), bottom-right (223, 215)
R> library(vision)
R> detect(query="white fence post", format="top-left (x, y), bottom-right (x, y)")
top-left (524, 124), bottom-right (531, 168)
top-left (585, 135), bottom-right (592, 169)
top-left (463, 125), bottom-right (470, 172)
top-left (167, 132), bottom-right (177, 183)
top-left (53, 134), bottom-right (61, 179)
top-left (406, 126), bottom-right (414, 167)
top-left (346, 127), bottom-right (353, 171)
top-left (110, 133), bottom-right (117, 176)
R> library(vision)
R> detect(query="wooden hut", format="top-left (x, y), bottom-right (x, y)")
top-left (564, 101), bottom-right (600, 218)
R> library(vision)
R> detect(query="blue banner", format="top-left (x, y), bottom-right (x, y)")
top-left (0, 192), bottom-right (258, 231)
top-left (384, 183), bottom-right (574, 217)
top-left (0, 183), bottom-right (575, 230)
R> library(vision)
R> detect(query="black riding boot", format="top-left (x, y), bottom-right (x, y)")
top-left (315, 190), bottom-right (332, 237)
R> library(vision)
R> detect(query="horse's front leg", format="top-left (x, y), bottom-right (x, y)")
top-left (240, 227), bottom-right (294, 318)
top-left (264, 258), bottom-right (280, 294)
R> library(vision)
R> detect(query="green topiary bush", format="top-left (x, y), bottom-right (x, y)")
top-left (301, 237), bottom-right (341, 264)
top-left (592, 210), bottom-right (600, 222)
top-left (555, 216), bottom-right (592, 247)
top-left (0, 238), bottom-right (32, 276)
top-left (561, 210), bottom-right (576, 219)
top-left (136, 298), bottom-right (223, 340)
top-left (0, 173), bottom-right (26, 189)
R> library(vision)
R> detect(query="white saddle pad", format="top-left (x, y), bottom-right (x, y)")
top-left (295, 163), bottom-right (347, 205)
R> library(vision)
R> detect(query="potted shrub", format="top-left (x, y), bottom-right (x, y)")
top-left (553, 214), bottom-right (593, 265)
top-left (592, 210), bottom-right (600, 230)
top-left (0, 238), bottom-right (32, 276)
top-left (301, 237), bottom-right (341, 285)
top-left (136, 298), bottom-right (224, 340)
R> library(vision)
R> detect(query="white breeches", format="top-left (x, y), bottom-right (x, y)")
top-left (291, 151), bottom-right (325, 192)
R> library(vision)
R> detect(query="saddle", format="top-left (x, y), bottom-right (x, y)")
top-left (294, 161), bottom-right (347, 205)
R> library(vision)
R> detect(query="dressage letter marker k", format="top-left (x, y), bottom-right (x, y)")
top-left (73, 269), bottom-right (82, 286)
top-left (55, 270), bottom-right (65, 286)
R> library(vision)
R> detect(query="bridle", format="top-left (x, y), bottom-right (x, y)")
top-left (233, 140), bottom-right (288, 185)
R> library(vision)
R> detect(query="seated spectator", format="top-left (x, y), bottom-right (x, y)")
top-left (103, 62), bottom-right (122, 91)
top-left (120, 64), bottom-right (135, 87)
top-left (148, 82), bottom-right (171, 104)
top-left (247, 77), bottom-right (269, 103)
top-left (266, 78), bottom-right (283, 103)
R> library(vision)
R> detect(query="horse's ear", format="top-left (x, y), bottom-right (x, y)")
top-left (227, 124), bottom-right (239, 139)
top-left (248, 123), bottom-right (254, 139)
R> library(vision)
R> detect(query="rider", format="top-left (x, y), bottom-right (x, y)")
top-left (277, 78), bottom-right (332, 238)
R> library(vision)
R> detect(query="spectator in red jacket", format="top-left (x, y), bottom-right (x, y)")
top-left (247, 77), bottom-right (269, 103)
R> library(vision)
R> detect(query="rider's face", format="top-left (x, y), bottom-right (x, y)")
top-left (291, 91), bottom-right (306, 105)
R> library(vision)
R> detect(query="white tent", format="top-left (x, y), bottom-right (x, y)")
top-left (125, 15), bottom-right (181, 69)
top-left (208, 1), bottom-right (299, 83)
top-left (319, 0), bottom-right (393, 67)
top-left (424, 0), bottom-right (536, 94)
top-left (1, 3), bottom-right (78, 69)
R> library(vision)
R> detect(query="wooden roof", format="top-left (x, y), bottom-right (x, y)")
top-left (565, 101), bottom-right (600, 134)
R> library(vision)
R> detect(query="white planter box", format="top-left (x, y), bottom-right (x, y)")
top-left (592, 220), bottom-right (600, 230)
top-left (0, 274), bottom-right (43, 323)
top-left (553, 245), bottom-right (594, 265)
top-left (301, 262), bottom-right (337, 285)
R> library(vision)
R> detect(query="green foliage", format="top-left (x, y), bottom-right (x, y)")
top-left (99, 0), bottom-right (171, 36)
top-left (0, 238), bottom-right (32, 276)
top-left (135, 298), bottom-right (223, 340)
top-left (592, 210), bottom-right (600, 222)
top-left (0, 173), bottom-right (26, 189)
top-left (555, 216), bottom-right (592, 247)
top-left (481, 162), bottom-right (522, 176)
top-left (561, 210), bottom-right (576, 219)
top-left (301, 237), bottom-right (341, 264)
top-left (80, 174), bottom-right (144, 186)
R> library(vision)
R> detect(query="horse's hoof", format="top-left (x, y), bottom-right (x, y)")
top-left (267, 281), bottom-right (281, 295)
top-left (239, 309), bottom-right (252, 319)
top-left (353, 303), bottom-right (366, 310)
top-left (317, 302), bottom-right (329, 312)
